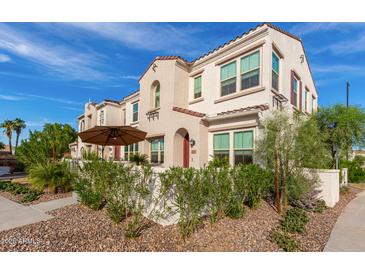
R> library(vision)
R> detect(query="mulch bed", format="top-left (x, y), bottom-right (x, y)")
top-left (0, 187), bottom-right (361, 252)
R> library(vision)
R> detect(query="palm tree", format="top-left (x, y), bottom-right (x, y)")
top-left (13, 118), bottom-right (26, 152)
top-left (1, 120), bottom-right (15, 154)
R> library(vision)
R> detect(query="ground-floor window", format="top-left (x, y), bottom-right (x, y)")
top-left (124, 142), bottom-right (139, 161)
top-left (234, 130), bottom-right (253, 165)
top-left (213, 133), bottom-right (230, 160)
top-left (212, 129), bottom-right (254, 165)
top-left (150, 138), bottom-right (164, 164)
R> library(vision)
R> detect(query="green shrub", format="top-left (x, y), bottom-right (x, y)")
top-left (225, 200), bottom-right (245, 219)
top-left (129, 153), bottom-right (148, 166)
top-left (21, 192), bottom-right (40, 203)
top-left (29, 161), bottom-right (75, 193)
top-left (314, 200), bottom-right (327, 213)
top-left (0, 180), bottom-right (41, 203)
top-left (340, 157), bottom-right (365, 183)
top-left (74, 178), bottom-right (105, 210)
top-left (207, 157), bottom-right (229, 168)
top-left (269, 230), bottom-right (298, 252)
top-left (124, 214), bottom-right (146, 238)
top-left (282, 208), bottom-right (309, 234)
top-left (340, 185), bottom-right (349, 195)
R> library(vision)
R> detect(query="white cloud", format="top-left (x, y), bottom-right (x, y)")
top-left (0, 53), bottom-right (10, 62)
top-left (15, 92), bottom-right (82, 105)
top-left (289, 23), bottom-right (363, 36)
top-left (312, 64), bottom-right (365, 75)
top-left (121, 75), bottom-right (139, 80)
top-left (0, 94), bottom-right (25, 101)
top-left (326, 33), bottom-right (365, 55)
top-left (66, 23), bottom-right (208, 58)
top-left (0, 23), bottom-right (108, 81)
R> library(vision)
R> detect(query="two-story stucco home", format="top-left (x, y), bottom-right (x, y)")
top-left (70, 23), bottom-right (318, 168)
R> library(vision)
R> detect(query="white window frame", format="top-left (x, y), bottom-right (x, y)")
top-left (132, 102), bottom-right (139, 122)
top-left (240, 50), bottom-right (261, 91)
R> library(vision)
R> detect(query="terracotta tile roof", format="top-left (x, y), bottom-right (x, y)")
top-left (172, 107), bottom-right (205, 118)
top-left (217, 104), bottom-right (269, 116)
top-left (104, 99), bottom-right (120, 104)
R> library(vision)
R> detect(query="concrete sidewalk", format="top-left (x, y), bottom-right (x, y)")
top-left (0, 194), bottom-right (78, 232)
top-left (324, 190), bottom-right (365, 251)
top-left (0, 196), bottom-right (52, 232)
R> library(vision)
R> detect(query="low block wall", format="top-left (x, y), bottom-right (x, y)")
top-left (316, 169), bottom-right (340, 207)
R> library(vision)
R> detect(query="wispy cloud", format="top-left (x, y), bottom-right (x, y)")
top-left (15, 92), bottom-right (82, 106)
top-left (0, 23), bottom-right (108, 81)
top-left (59, 106), bottom-right (83, 112)
top-left (312, 64), bottom-right (365, 75)
top-left (325, 33), bottom-right (365, 55)
top-left (0, 53), bottom-right (10, 62)
top-left (289, 23), bottom-right (363, 36)
top-left (66, 23), bottom-right (209, 58)
top-left (121, 75), bottom-right (139, 80)
top-left (0, 94), bottom-right (25, 101)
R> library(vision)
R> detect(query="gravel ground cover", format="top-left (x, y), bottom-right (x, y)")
top-left (0, 189), bottom-right (72, 205)
top-left (0, 187), bottom-right (360, 252)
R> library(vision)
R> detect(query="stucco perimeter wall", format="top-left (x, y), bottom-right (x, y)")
top-left (316, 169), bottom-right (340, 207)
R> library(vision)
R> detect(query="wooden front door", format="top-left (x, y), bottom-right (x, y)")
top-left (183, 133), bottom-right (189, 168)
top-left (114, 146), bottom-right (121, 160)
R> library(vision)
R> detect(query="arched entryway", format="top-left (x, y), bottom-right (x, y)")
top-left (173, 128), bottom-right (190, 168)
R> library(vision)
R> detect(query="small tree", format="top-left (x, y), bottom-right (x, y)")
top-left (315, 104), bottom-right (365, 166)
top-left (255, 110), bottom-right (331, 213)
top-left (13, 118), bottom-right (26, 152)
top-left (1, 120), bottom-right (14, 154)
top-left (0, 141), bottom-right (5, 150)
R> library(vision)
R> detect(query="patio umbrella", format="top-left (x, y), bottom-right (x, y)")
top-left (78, 126), bottom-right (147, 146)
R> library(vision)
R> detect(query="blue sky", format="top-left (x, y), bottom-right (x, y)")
top-left (1, 22), bottom-right (365, 143)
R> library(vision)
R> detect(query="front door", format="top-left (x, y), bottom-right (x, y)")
top-left (183, 133), bottom-right (189, 168)
top-left (114, 146), bottom-right (120, 161)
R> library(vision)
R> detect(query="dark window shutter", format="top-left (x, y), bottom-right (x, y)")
top-left (290, 70), bottom-right (294, 105)
top-left (299, 80), bottom-right (302, 111)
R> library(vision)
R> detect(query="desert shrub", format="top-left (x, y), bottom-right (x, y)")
top-left (314, 200), bottom-right (327, 213)
top-left (282, 208), bottom-right (309, 234)
top-left (208, 157), bottom-right (229, 168)
top-left (81, 151), bottom-right (99, 161)
top-left (124, 214), bottom-right (147, 238)
top-left (0, 180), bottom-right (10, 190)
top-left (269, 230), bottom-right (298, 252)
top-left (129, 153), bottom-right (148, 166)
top-left (341, 158), bottom-right (365, 183)
top-left (235, 164), bottom-right (272, 209)
top-left (29, 161), bottom-right (75, 193)
top-left (287, 170), bottom-right (321, 211)
top-left (74, 178), bottom-right (105, 210)
top-left (159, 167), bottom-right (206, 239)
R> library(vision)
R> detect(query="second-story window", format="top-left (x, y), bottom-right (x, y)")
top-left (272, 52), bottom-right (279, 91)
top-left (305, 88), bottom-right (309, 112)
top-left (241, 51), bottom-right (260, 90)
top-left (155, 84), bottom-right (160, 108)
top-left (194, 76), bottom-right (202, 99)
top-left (99, 110), bottom-right (104, 125)
top-left (220, 61), bottom-right (236, 96)
top-left (292, 75), bottom-right (299, 108)
top-left (132, 102), bottom-right (138, 122)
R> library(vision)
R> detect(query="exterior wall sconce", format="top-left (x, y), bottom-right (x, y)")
top-left (189, 138), bottom-right (196, 147)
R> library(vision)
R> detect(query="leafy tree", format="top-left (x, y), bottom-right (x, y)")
top-left (255, 110), bottom-right (331, 213)
top-left (16, 123), bottom-right (77, 167)
top-left (0, 120), bottom-right (14, 154)
top-left (315, 104), bottom-right (365, 166)
top-left (0, 141), bottom-right (5, 150)
top-left (13, 118), bottom-right (26, 152)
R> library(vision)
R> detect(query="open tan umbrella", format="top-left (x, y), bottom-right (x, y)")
top-left (78, 126), bottom-right (147, 146)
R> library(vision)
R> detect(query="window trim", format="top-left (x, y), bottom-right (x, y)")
top-left (211, 128), bottom-right (255, 166)
top-left (154, 84), bottom-right (160, 108)
top-left (132, 102), bottom-right (139, 122)
top-left (193, 75), bottom-right (202, 99)
top-left (272, 51), bottom-right (280, 91)
top-left (220, 60), bottom-right (237, 97)
top-left (240, 50), bottom-right (260, 91)
top-left (150, 137), bottom-right (164, 164)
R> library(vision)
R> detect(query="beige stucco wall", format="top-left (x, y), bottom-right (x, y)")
top-left (317, 169), bottom-right (340, 207)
